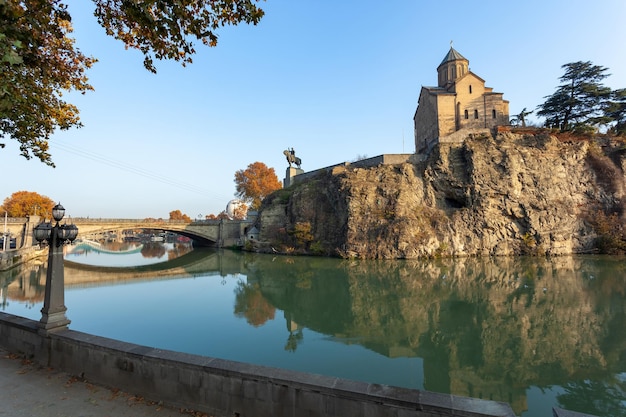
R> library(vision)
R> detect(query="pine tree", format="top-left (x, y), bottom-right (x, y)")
top-left (537, 61), bottom-right (612, 132)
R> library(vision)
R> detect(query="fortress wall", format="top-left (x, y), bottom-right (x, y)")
top-left (0, 312), bottom-right (516, 417)
top-left (290, 154), bottom-right (415, 185)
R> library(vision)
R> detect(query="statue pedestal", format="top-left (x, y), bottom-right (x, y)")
top-left (284, 167), bottom-right (304, 188)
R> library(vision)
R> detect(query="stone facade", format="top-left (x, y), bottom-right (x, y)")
top-left (414, 47), bottom-right (509, 156)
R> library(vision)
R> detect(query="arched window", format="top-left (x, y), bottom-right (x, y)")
top-left (492, 109), bottom-right (497, 119)
top-left (474, 110), bottom-right (479, 119)
top-left (464, 109), bottom-right (469, 119)
top-left (469, 85), bottom-right (472, 94)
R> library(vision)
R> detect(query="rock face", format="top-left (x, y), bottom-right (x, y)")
top-left (257, 131), bottom-right (625, 258)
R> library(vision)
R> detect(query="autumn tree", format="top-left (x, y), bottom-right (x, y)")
top-left (216, 211), bottom-right (231, 220)
top-left (169, 209), bottom-right (192, 222)
top-left (1, 1), bottom-right (96, 166)
top-left (204, 211), bottom-right (231, 220)
top-left (234, 162), bottom-right (281, 210)
top-left (232, 204), bottom-right (248, 220)
top-left (1, 1), bottom-right (264, 166)
top-left (1, 191), bottom-right (55, 217)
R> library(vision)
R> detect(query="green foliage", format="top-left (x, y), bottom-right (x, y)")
top-left (290, 222), bottom-right (314, 247)
top-left (520, 232), bottom-right (545, 256)
top-left (272, 188), bottom-right (293, 205)
top-left (0, 1), bottom-right (96, 166)
top-left (309, 241), bottom-right (325, 255)
top-left (1, 1), bottom-right (264, 165)
top-left (94, 0), bottom-right (264, 73)
top-left (433, 242), bottom-right (448, 258)
top-left (510, 108), bottom-right (533, 127)
top-left (537, 61), bottom-right (612, 132)
top-left (606, 88), bottom-right (626, 136)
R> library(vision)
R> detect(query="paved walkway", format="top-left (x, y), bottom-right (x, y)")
top-left (0, 349), bottom-right (207, 417)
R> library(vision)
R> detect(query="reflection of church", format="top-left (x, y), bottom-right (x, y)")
top-left (283, 311), bottom-right (303, 352)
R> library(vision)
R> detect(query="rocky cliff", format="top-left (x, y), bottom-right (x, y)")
top-left (256, 131), bottom-right (626, 258)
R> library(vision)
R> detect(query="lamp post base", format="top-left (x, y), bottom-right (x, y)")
top-left (38, 311), bottom-right (71, 335)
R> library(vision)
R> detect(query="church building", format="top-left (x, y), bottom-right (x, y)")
top-left (413, 47), bottom-right (509, 156)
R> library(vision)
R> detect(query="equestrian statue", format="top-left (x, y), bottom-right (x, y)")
top-left (283, 148), bottom-right (302, 169)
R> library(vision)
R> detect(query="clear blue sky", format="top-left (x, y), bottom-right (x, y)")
top-left (2, 0), bottom-right (625, 219)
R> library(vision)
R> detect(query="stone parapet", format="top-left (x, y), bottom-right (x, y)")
top-left (288, 154), bottom-right (415, 186)
top-left (0, 312), bottom-right (520, 417)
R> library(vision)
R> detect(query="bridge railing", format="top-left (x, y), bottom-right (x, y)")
top-left (70, 218), bottom-right (251, 225)
top-left (4, 217), bottom-right (29, 223)
top-left (71, 218), bottom-right (191, 223)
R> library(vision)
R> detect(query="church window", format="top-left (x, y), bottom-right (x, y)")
top-left (469, 85), bottom-right (472, 94)
top-left (492, 109), bottom-right (497, 119)
top-left (464, 110), bottom-right (469, 119)
top-left (474, 110), bottom-right (479, 119)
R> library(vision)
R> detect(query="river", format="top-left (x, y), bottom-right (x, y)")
top-left (1, 241), bottom-right (624, 417)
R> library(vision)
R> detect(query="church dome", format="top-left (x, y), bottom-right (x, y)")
top-left (437, 47), bottom-right (469, 88)
top-left (438, 47), bottom-right (467, 67)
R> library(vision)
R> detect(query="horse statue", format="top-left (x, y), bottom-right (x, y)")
top-left (283, 148), bottom-right (302, 169)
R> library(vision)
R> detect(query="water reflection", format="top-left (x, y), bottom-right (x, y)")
top-left (1, 251), bottom-right (624, 417)
top-left (0, 260), bottom-right (46, 310)
top-left (66, 240), bottom-right (194, 267)
top-left (228, 254), bottom-right (626, 417)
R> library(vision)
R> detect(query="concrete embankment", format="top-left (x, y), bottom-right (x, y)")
top-left (0, 311), bottom-right (519, 417)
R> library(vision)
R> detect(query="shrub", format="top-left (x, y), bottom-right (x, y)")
top-left (587, 210), bottom-right (626, 254)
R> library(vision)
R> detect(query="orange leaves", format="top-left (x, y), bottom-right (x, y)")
top-left (169, 209), bottom-right (192, 222)
top-left (1, 1), bottom-right (96, 166)
top-left (234, 161), bottom-right (281, 210)
top-left (2, 0), bottom-right (263, 164)
top-left (1, 191), bottom-right (55, 218)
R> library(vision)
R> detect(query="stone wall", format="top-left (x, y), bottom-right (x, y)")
top-left (414, 88), bottom-right (441, 154)
top-left (0, 312), bottom-right (517, 417)
top-left (290, 154), bottom-right (415, 185)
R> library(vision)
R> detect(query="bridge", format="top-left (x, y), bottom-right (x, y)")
top-left (1, 216), bottom-right (255, 249)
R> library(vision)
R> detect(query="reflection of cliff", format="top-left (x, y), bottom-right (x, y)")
top-left (248, 255), bottom-right (626, 416)
top-left (247, 256), bottom-right (354, 336)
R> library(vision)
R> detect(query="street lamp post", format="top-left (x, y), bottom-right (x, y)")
top-left (33, 203), bottom-right (78, 335)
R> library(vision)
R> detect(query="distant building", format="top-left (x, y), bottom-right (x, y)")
top-left (413, 47), bottom-right (509, 156)
top-left (226, 199), bottom-right (248, 220)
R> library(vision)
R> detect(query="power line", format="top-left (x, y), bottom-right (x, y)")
top-left (52, 141), bottom-right (234, 203)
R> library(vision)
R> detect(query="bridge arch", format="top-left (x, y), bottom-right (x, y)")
top-left (4, 218), bottom-right (254, 249)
